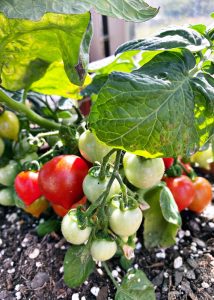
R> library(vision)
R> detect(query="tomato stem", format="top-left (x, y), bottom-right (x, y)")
top-left (99, 149), bottom-right (117, 181)
top-left (0, 89), bottom-right (61, 130)
top-left (115, 172), bottom-right (128, 207)
top-left (102, 262), bottom-right (120, 289)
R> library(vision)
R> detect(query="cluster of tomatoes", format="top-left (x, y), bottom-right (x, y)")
top-left (0, 109), bottom-right (213, 262)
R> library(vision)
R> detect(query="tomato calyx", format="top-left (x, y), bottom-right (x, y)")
top-left (165, 158), bottom-right (196, 180)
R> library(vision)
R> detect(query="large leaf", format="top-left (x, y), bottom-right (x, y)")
top-left (89, 50), bottom-right (212, 158)
top-left (115, 269), bottom-right (155, 300)
top-left (143, 186), bottom-right (180, 249)
top-left (116, 27), bottom-right (210, 55)
top-left (89, 51), bottom-right (140, 75)
top-left (64, 245), bottom-right (95, 288)
top-left (0, 12), bottom-right (91, 89)
top-left (30, 61), bottom-right (91, 99)
top-left (0, 0), bottom-right (159, 22)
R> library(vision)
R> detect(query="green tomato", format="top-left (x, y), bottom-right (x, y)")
top-left (61, 211), bottom-right (91, 245)
top-left (90, 239), bottom-right (117, 261)
top-left (0, 188), bottom-right (15, 206)
top-left (83, 174), bottom-right (121, 203)
top-left (78, 130), bottom-right (115, 163)
top-left (0, 138), bottom-right (5, 157)
top-left (19, 152), bottom-right (39, 165)
top-left (0, 111), bottom-right (20, 141)
top-left (123, 153), bottom-right (165, 189)
top-left (191, 146), bottom-right (213, 170)
top-left (109, 203), bottom-right (143, 237)
top-left (0, 160), bottom-right (19, 186)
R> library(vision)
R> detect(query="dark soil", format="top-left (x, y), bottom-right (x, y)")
top-left (0, 174), bottom-right (214, 300)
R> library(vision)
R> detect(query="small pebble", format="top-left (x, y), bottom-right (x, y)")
top-left (190, 246), bottom-right (197, 252)
top-left (36, 262), bottom-right (42, 268)
top-left (173, 245), bottom-right (179, 250)
top-left (81, 297), bottom-right (86, 300)
top-left (112, 270), bottom-right (119, 278)
top-left (136, 242), bottom-right (142, 250)
top-left (97, 268), bottom-right (104, 276)
top-left (185, 230), bottom-right (191, 237)
top-left (15, 292), bottom-right (21, 300)
top-left (29, 248), bottom-right (40, 259)
top-left (178, 230), bottom-right (185, 239)
top-left (59, 266), bottom-right (64, 273)
top-left (72, 293), bottom-right (79, 300)
top-left (174, 257), bottom-right (183, 269)
top-left (116, 266), bottom-right (121, 272)
top-left (201, 282), bottom-right (210, 289)
top-left (0, 239), bottom-right (2, 246)
top-left (7, 268), bottom-right (15, 274)
top-left (134, 264), bottom-right (139, 269)
top-left (208, 222), bottom-right (214, 229)
top-left (15, 285), bottom-right (20, 291)
top-left (164, 272), bottom-right (169, 278)
top-left (156, 251), bottom-right (166, 259)
top-left (90, 287), bottom-right (100, 297)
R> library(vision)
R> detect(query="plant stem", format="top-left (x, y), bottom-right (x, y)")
top-left (99, 149), bottom-right (117, 180)
top-left (85, 150), bottom-right (122, 217)
top-left (36, 130), bottom-right (59, 139)
top-left (115, 172), bottom-right (128, 207)
top-left (0, 89), bottom-right (61, 130)
top-left (102, 262), bottom-right (120, 289)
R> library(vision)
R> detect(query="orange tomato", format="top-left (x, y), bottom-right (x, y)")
top-left (188, 177), bottom-right (212, 213)
top-left (24, 197), bottom-right (49, 218)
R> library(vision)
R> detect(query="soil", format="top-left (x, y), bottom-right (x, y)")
top-left (0, 172), bottom-right (214, 300)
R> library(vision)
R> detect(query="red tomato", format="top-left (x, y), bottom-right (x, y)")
top-left (163, 158), bottom-right (174, 169)
top-left (188, 177), bottom-right (212, 213)
top-left (24, 197), bottom-right (49, 218)
top-left (52, 196), bottom-right (87, 217)
top-left (164, 175), bottom-right (195, 212)
top-left (38, 155), bottom-right (89, 210)
top-left (15, 171), bottom-right (42, 205)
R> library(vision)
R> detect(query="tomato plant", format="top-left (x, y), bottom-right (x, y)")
top-left (163, 175), bottom-right (196, 212)
top-left (38, 155), bottom-right (89, 209)
top-left (15, 171), bottom-right (42, 206)
top-left (188, 177), bottom-right (212, 213)
top-left (0, 138), bottom-right (5, 157)
top-left (0, 1), bottom-right (213, 297)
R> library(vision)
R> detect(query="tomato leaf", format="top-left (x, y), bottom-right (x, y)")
top-left (0, 0), bottom-right (158, 22)
top-left (160, 186), bottom-right (181, 226)
top-left (116, 27), bottom-right (209, 55)
top-left (64, 245), bottom-right (95, 288)
top-left (0, 12), bottom-right (91, 88)
top-left (36, 219), bottom-right (61, 237)
top-left (143, 186), bottom-right (180, 248)
top-left (89, 50), bottom-right (213, 157)
top-left (115, 269), bottom-right (155, 300)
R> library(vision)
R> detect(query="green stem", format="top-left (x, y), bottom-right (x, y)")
top-left (99, 149), bottom-right (117, 180)
top-left (102, 262), bottom-right (120, 289)
top-left (85, 150), bottom-right (122, 217)
top-left (38, 148), bottom-right (55, 161)
top-left (115, 172), bottom-right (128, 207)
top-left (36, 130), bottom-right (59, 139)
top-left (0, 89), bottom-right (61, 130)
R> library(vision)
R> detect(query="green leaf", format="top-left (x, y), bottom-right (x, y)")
top-left (211, 12), bottom-right (214, 19)
top-left (143, 186), bottom-right (180, 249)
top-left (0, 0), bottom-right (159, 22)
top-left (89, 51), bottom-right (139, 75)
top-left (160, 186), bottom-right (181, 226)
top-left (30, 62), bottom-right (92, 98)
top-left (116, 27), bottom-right (209, 55)
top-left (81, 74), bottom-right (109, 98)
top-left (189, 24), bottom-right (207, 36)
top-left (64, 245), bottom-right (95, 288)
top-left (0, 12), bottom-right (91, 89)
top-left (36, 219), bottom-right (61, 237)
top-left (115, 269), bottom-right (155, 300)
top-left (89, 50), bottom-right (210, 158)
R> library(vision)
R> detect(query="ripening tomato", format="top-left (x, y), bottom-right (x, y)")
top-left (188, 177), bottom-right (212, 213)
top-left (38, 155), bottom-right (89, 210)
top-left (78, 130), bottom-right (115, 163)
top-left (164, 175), bottom-right (195, 211)
top-left (24, 197), bottom-right (49, 218)
top-left (15, 171), bottom-right (42, 206)
top-left (0, 111), bottom-right (20, 140)
top-left (163, 158), bottom-right (174, 169)
top-left (123, 153), bottom-right (165, 189)
top-left (52, 196), bottom-right (87, 217)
